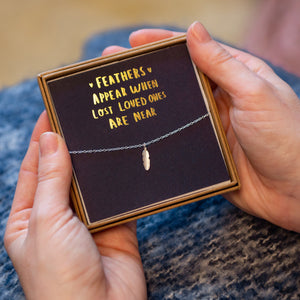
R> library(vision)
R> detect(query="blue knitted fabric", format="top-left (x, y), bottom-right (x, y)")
top-left (1, 26), bottom-right (299, 299)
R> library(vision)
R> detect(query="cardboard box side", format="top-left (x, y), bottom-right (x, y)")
top-left (88, 179), bottom-right (239, 233)
top-left (37, 35), bottom-right (240, 233)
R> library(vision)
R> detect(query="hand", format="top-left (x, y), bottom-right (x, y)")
top-left (129, 22), bottom-right (300, 232)
top-left (4, 111), bottom-right (146, 299)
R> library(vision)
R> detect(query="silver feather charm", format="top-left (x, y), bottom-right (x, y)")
top-left (142, 144), bottom-right (150, 171)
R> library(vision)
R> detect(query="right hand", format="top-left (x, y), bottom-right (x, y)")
top-left (129, 22), bottom-right (300, 232)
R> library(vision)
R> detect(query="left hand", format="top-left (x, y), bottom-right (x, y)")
top-left (5, 78), bottom-right (146, 300)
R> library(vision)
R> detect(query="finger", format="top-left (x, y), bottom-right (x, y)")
top-left (186, 22), bottom-right (271, 108)
top-left (30, 110), bottom-right (52, 143)
top-left (102, 46), bottom-right (128, 57)
top-left (4, 137), bottom-right (40, 249)
top-left (220, 44), bottom-right (286, 86)
top-left (10, 111), bottom-right (51, 215)
top-left (223, 44), bottom-right (296, 103)
top-left (129, 29), bottom-right (183, 48)
top-left (31, 132), bottom-right (72, 227)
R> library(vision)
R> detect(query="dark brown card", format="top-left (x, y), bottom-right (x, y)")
top-left (38, 35), bottom-right (239, 232)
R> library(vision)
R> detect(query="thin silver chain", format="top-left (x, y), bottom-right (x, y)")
top-left (69, 113), bottom-right (209, 154)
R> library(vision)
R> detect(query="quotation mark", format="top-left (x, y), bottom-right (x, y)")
top-left (89, 83), bottom-right (93, 88)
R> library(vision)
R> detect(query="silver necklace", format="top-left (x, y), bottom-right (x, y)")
top-left (69, 113), bottom-right (209, 171)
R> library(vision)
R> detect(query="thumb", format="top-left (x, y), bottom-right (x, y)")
top-left (33, 132), bottom-right (72, 219)
top-left (186, 22), bottom-right (266, 106)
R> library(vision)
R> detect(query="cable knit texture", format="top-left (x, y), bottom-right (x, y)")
top-left (0, 27), bottom-right (299, 299)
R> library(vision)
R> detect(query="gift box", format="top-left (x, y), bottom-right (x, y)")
top-left (38, 34), bottom-right (239, 232)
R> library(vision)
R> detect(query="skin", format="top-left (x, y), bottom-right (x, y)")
top-left (4, 21), bottom-right (300, 299)
top-left (4, 112), bottom-right (146, 300)
top-left (127, 22), bottom-right (300, 232)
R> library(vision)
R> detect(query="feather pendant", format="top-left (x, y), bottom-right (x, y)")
top-left (142, 144), bottom-right (150, 171)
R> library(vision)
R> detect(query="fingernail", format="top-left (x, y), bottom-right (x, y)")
top-left (190, 21), bottom-right (211, 43)
top-left (130, 29), bottom-right (142, 36)
top-left (39, 132), bottom-right (58, 157)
